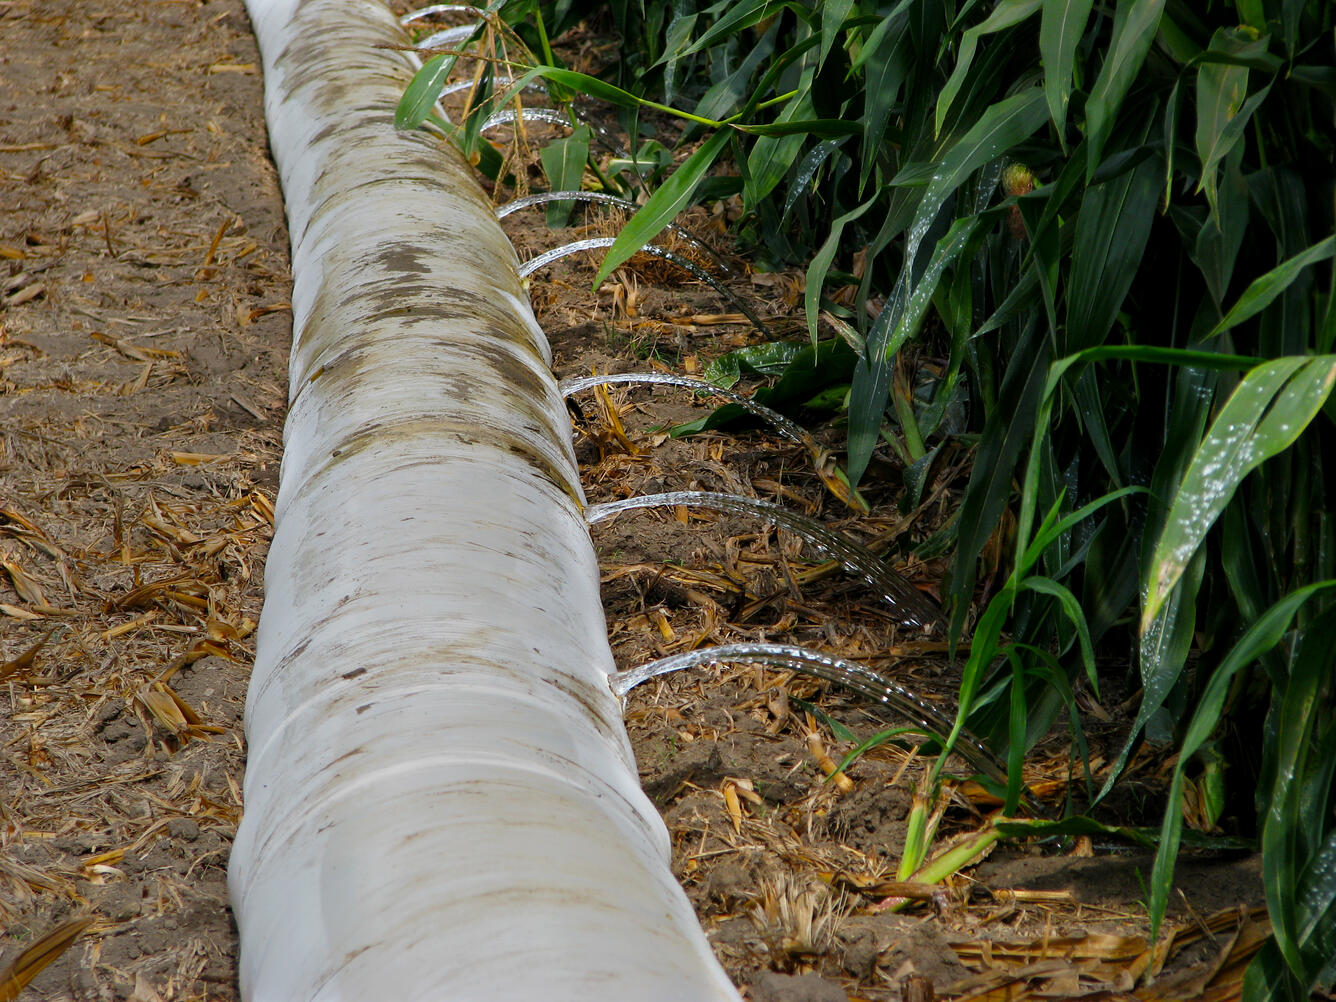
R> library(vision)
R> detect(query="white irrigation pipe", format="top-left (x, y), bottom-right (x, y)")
top-left (230, 1), bottom-right (739, 999)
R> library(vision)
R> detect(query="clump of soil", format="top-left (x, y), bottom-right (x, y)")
top-left (1, 1), bottom-right (1269, 1000)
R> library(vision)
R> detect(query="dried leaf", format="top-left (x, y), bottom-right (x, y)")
top-left (90, 331), bottom-right (182, 361)
top-left (721, 781), bottom-right (744, 834)
top-left (806, 728), bottom-right (854, 794)
top-left (0, 509), bottom-right (49, 539)
top-left (1, 556), bottom-right (48, 606)
top-left (119, 362), bottom-right (153, 395)
top-left (139, 684), bottom-right (190, 736)
top-left (0, 917), bottom-right (93, 1001)
top-left (137, 681), bottom-right (225, 742)
top-left (0, 603), bottom-right (44, 621)
top-left (3, 282), bottom-right (45, 307)
top-left (249, 491), bottom-right (275, 524)
top-left (0, 628), bottom-right (56, 681)
top-left (170, 451), bottom-right (230, 466)
top-left (105, 576), bottom-right (195, 612)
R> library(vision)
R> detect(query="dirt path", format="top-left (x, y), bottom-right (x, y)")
top-left (1, 0), bottom-right (286, 996)
top-left (2, 3), bottom-right (1271, 1001)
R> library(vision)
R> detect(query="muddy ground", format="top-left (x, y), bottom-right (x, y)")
top-left (1, 1), bottom-right (1270, 1000)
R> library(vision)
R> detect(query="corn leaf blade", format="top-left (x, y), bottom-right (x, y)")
top-left (935, 0), bottom-right (1041, 137)
top-left (1209, 236), bottom-right (1336, 339)
top-left (1085, 0), bottom-right (1167, 171)
top-left (1065, 154), bottom-right (1162, 351)
top-left (1143, 356), bottom-right (1336, 631)
top-left (1149, 582), bottom-right (1336, 943)
top-left (1039, 0), bottom-right (1094, 135)
top-left (395, 54), bottom-right (455, 130)
top-left (592, 128), bottom-right (731, 289)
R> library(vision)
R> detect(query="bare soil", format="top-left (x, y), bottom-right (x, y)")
top-left (1, 2), bottom-right (1268, 1000)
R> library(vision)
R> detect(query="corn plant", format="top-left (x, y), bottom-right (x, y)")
top-left (399, 0), bottom-right (1336, 996)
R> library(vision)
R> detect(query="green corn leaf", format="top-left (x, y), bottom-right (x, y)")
top-left (1197, 85), bottom-right (1271, 219)
top-left (703, 341), bottom-right (806, 385)
top-left (855, 6), bottom-right (913, 191)
top-left (946, 584), bottom-right (1016, 779)
top-left (1194, 29), bottom-right (1251, 160)
top-left (1191, 156), bottom-right (1250, 307)
top-left (994, 815), bottom-right (1155, 846)
top-left (1279, 0), bottom-right (1305, 57)
top-left (1019, 575), bottom-right (1097, 688)
top-left (1262, 613), bottom-right (1336, 978)
top-left (1024, 485), bottom-right (1145, 571)
top-left (689, 17), bottom-right (779, 125)
top-left (789, 696), bottom-right (858, 743)
top-left (1208, 236), bottom-right (1336, 339)
top-left (1161, 75), bottom-right (1182, 209)
top-left (1041, 344), bottom-right (1264, 375)
top-left (890, 214), bottom-right (991, 353)
top-left (1149, 581), bottom-right (1336, 944)
top-left (671, 337), bottom-right (859, 437)
top-left (1194, 28), bottom-right (1272, 216)
top-left (1143, 356), bottom-right (1336, 631)
top-left (818, 0), bottom-right (856, 70)
top-left (848, 89), bottom-right (1048, 486)
top-left (782, 138), bottom-right (845, 221)
top-left (677, 0), bottom-right (787, 58)
top-left (935, 0), bottom-right (1042, 137)
top-left (946, 322), bottom-right (1049, 641)
top-left (995, 814), bottom-right (1255, 849)
top-left (659, 10), bottom-right (699, 73)
top-left (744, 86), bottom-right (815, 210)
top-left (914, 89), bottom-right (1049, 262)
top-left (1220, 501), bottom-right (1268, 626)
top-left (1039, 0), bottom-right (1094, 136)
top-left (1092, 357), bottom-right (1221, 800)
top-left (396, 54), bottom-right (456, 130)
top-left (1015, 345), bottom-right (1260, 571)
top-left (1065, 154), bottom-right (1162, 351)
top-left (1121, 549), bottom-right (1204, 791)
top-left (508, 65), bottom-right (723, 126)
top-left (805, 197), bottom-right (877, 342)
top-left (591, 127), bottom-right (731, 289)
top-left (1294, 828), bottom-right (1336, 985)
top-left (733, 118), bottom-right (862, 139)
top-left (1085, 0), bottom-right (1167, 173)
top-left (396, 0), bottom-right (509, 130)
top-left (538, 125), bottom-right (591, 227)
top-left (910, 826), bottom-right (1002, 885)
top-left (1074, 367), bottom-right (1124, 486)
top-left (847, 212), bottom-right (991, 484)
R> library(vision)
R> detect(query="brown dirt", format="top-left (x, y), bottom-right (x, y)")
top-left (1, 2), bottom-right (1268, 1000)
top-left (1, 0), bottom-right (284, 997)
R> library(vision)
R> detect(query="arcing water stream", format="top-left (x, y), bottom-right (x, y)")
top-left (613, 641), bottom-right (1007, 788)
top-left (585, 491), bottom-right (945, 632)
top-left (519, 237), bottom-right (772, 338)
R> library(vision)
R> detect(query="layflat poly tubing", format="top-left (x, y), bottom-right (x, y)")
top-left (231, 0), bottom-right (740, 998)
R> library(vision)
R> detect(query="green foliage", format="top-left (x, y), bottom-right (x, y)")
top-left (396, 0), bottom-right (1336, 994)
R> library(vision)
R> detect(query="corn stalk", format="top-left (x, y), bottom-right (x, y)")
top-left (230, 1), bottom-right (739, 998)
